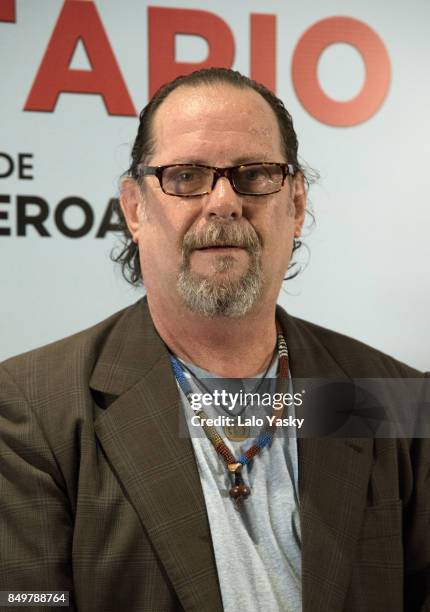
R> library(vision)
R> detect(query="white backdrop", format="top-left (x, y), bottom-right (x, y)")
top-left (1, 0), bottom-right (429, 370)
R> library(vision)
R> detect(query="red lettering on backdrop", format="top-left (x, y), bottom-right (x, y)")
top-left (250, 14), bottom-right (276, 93)
top-left (0, 0), bottom-right (15, 22)
top-left (148, 7), bottom-right (235, 97)
top-left (292, 17), bottom-right (391, 126)
top-left (24, 0), bottom-right (136, 116)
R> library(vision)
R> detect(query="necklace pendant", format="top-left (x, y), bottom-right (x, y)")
top-left (223, 421), bottom-right (251, 442)
top-left (229, 485), bottom-right (251, 506)
top-left (229, 471), bottom-right (251, 506)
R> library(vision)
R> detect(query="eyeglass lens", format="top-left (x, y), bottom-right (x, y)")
top-left (161, 164), bottom-right (284, 196)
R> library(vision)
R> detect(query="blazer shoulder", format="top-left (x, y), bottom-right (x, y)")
top-left (285, 313), bottom-right (423, 378)
top-left (0, 300), bottom-right (142, 400)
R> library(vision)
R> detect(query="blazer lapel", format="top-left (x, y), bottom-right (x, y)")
top-left (91, 298), bottom-right (222, 612)
top-left (277, 308), bottom-right (374, 612)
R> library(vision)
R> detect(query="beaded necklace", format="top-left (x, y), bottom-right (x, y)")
top-left (177, 358), bottom-right (272, 442)
top-left (169, 320), bottom-right (289, 506)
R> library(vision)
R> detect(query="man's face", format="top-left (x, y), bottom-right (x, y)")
top-left (122, 83), bottom-right (306, 317)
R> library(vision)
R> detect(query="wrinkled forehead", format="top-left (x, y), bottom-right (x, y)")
top-left (149, 83), bottom-right (283, 159)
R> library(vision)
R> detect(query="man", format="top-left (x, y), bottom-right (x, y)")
top-left (0, 68), bottom-right (428, 612)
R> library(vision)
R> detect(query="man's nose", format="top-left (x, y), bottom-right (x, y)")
top-left (203, 175), bottom-right (243, 220)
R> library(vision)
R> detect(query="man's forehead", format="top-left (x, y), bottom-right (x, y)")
top-left (150, 83), bottom-right (282, 154)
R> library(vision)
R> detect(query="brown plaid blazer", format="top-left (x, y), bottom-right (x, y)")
top-left (0, 298), bottom-right (429, 611)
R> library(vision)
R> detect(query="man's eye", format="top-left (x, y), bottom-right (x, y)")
top-left (245, 170), bottom-right (262, 180)
top-left (177, 172), bottom-right (195, 182)
top-left (243, 168), bottom-right (266, 182)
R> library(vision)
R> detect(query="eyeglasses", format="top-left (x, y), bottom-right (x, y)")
top-left (136, 162), bottom-right (295, 197)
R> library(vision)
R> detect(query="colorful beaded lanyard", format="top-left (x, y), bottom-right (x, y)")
top-left (169, 320), bottom-right (290, 506)
top-left (178, 358), bottom-right (272, 443)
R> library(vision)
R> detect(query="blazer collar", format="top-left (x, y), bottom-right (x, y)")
top-left (90, 298), bottom-right (350, 396)
top-left (91, 298), bottom-right (372, 612)
top-left (89, 298), bottom-right (165, 397)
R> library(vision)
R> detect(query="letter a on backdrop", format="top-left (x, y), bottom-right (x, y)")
top-left (24, 0), bottom-right (136, 116)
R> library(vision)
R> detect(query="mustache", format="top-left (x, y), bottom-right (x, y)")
top-left (181, 223), bottom-right (262, 255)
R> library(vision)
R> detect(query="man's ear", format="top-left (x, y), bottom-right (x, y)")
top-left (119, 178), bottom-right (145, 243)
top-left (292, 172), bottom-right (307, 237)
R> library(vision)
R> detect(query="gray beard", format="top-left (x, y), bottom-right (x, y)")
top-left (176, 223), bottom-right (263, 318)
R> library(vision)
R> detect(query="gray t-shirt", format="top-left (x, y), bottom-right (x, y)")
top-left (176, 354), bottom-right (302, 612)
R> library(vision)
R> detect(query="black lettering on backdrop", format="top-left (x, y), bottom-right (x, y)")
top-left (18, 154), bottom-right (34, 179)
top-left (96, 198), bottom-right (121, 238)
top-left (0, 195), bottom-right (120, 237)
top-left (0, 152), bottom-right (34, 179)
top-left (55, 197), bottom-right (94, 238)
top-left (0, 153), bottom-right (14, 179)
top-left (0, 195), bottom-right (11, 236)
top-left (17, 196), bottom-right (50, 236)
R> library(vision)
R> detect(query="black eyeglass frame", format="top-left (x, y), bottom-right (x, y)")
top-left (135, 162), bottom-right (296, 197)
